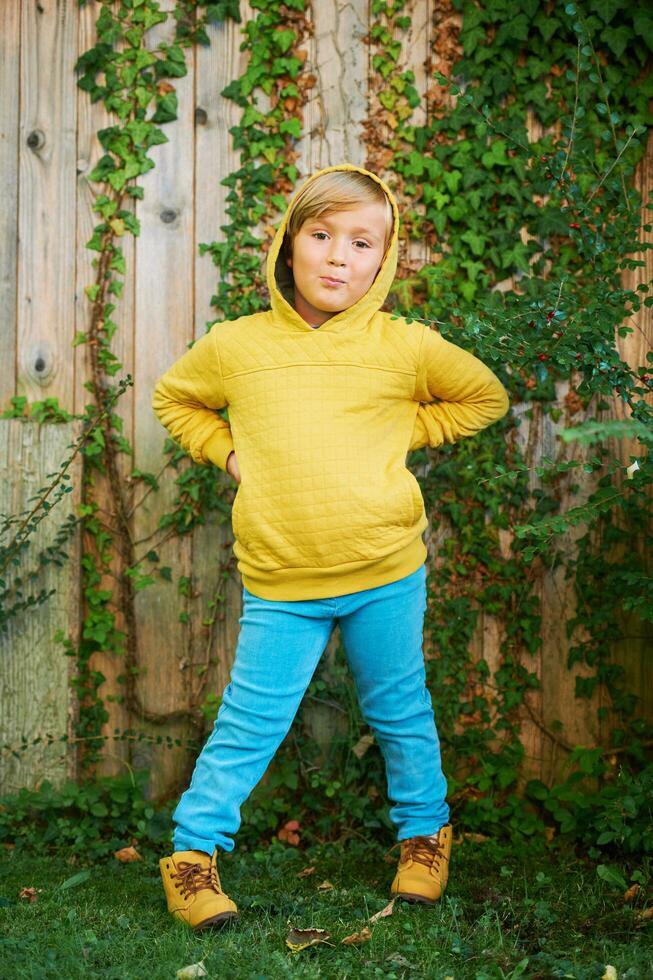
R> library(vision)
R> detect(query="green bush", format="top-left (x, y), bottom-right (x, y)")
top-left (0, 770), bottom-right (173, 859)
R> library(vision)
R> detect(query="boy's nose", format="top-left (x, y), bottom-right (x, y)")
top-left (327, 243), bottom-right (346, 265)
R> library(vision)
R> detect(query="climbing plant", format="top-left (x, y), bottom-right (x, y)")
top-left (361, 0), bottom-right (653, 836)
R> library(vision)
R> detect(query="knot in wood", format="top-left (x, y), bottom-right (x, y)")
top-left (29, 346), bottom-right (52, 383)
top-left (194, 107), bottom-right (208, 126)
top-left (160, 208), bottom-right (178, 224)
top-left (27, 130), bottom-right (45, 152)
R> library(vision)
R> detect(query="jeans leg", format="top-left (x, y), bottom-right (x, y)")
top-left (172, 589), bottom-right (335, 854)
top-left (337, 565), bottom-right (450, 839)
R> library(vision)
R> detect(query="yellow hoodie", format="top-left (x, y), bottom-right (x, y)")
top-left (152, 164), bottom-right (509, 600)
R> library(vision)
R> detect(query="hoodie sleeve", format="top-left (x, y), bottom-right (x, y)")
top-left (151, 327), bottom-right (235, 471)
top-left (409, 326), bottom-right (509, 452)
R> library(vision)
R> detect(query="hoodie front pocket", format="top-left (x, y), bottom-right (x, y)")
top-left (402, 469), bottom-right (424, 526)
top-left (350, 471), bottom-right (418, 532)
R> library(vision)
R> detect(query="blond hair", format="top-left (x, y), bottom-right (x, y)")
top-left (283, 171), bottom-right (394, 261)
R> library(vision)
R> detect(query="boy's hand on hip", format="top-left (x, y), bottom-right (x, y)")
top-left (226, 451), bottom-right (241, 485)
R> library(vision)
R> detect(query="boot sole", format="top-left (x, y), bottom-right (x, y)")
top-left (193, 911), bottom-right (239, 931)
top-left (393, 891), bottom-right (439, 906)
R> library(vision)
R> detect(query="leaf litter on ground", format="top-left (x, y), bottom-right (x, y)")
top-left (341, 926), bottom-right (372, 945)
top-left (369, 897), bottom-right (396, 923)
top-left (175, 961), bottom-right (207, 979)
top-left (285, 927), bottom-right (333, 953)
top-left (114, 846), bottom-right (142, 862)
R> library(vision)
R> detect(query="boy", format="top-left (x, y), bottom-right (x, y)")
top-left (153, 164), bottom-right (509, 930)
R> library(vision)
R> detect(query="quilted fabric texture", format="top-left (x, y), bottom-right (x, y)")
top-left (152, 164), bottom-right (510, 599)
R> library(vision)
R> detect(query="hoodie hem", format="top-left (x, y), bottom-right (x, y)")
top-left (238, 536), bottom-right (428, 601)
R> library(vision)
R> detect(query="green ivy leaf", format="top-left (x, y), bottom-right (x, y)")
top-left (597, 864), bottom-right (627, 891)
top-left (633, 13), bottom-right (653, 52)
top-left (601, 25), bottom-right (632, 58)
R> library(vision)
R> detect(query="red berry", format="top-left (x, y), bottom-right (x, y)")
top-left (538, 353), bottom-right (548, 361)
top-left (568, 222), bottom-right (580, 229)
top-left (575, 353), bottom-right (582, 360)
top-left (642, 374), bottom-right (650, 383)
top-left (546, 311), bottom-right (555, 320)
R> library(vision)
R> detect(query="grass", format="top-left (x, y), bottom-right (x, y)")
top-left (0, 835), bottom-right (651, 979)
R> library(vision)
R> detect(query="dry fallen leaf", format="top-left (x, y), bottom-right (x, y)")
top-left (601, 966), bottom-right (617, 980)
top-left (341, 926), bottom-right (372, 946)
top-left (297, 866), bottom-right (316, 878)
top-left (317, 879), bottom-right (334, 891)
top-left (114, 846), bottom-right (142, 863)
top-left (278, 820), bottom-right (301, 846)
top-left (352, 733), bottom-right (376, 759)
top-left (623, 883), bottom-right (642, 903)
top-left (369, 898), bottom-right (396, 923)
top-left (285, 927), bottom-right (332, 953)
top-left (176, 961), bottom-right (207, 979)
top-left (18, 887), bottom-right (39, 903)
top-left (634, 907), bottom-right (653, 926)
top-left (453, 832), bottom-right (489, 845)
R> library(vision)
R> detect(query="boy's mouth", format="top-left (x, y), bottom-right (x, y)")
top-left (320, 276), bottom-right (346, 286)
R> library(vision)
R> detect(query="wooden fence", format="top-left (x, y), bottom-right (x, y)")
top-left (0, 1), bottom-right (651, 800)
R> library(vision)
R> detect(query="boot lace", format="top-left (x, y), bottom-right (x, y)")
top-left (387, 833), bottom-right (447, 870)
top-left (172, 859), bottom-right (220, 899)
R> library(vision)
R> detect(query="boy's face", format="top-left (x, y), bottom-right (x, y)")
top-left (286, 201), bottom-right (389, 327)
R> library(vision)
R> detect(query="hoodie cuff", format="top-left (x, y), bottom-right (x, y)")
top-left (201, 428), bottom-right (235, 472)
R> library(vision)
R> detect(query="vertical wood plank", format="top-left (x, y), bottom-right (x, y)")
top-left (17, 0), bottom-right (77, 407)
top-left (130, 1), bottom-right (196, 798)
top-left (399, 0), bottom-right (431, 272)
top-left (74, 4), bottom-right (136, 446)
top-left (0, 3), bottom-right (20, 407)
top-left (307, 0), bottom-right (368, 171)
top-left (189, 9), bottom-right (253, 763)
top-left (75, 1), bottom-right (135, 775)
top-left (602, 128), bottom-right (653, 746)
top-left (517, 386), bottom-right (600, 785)
top-left (0, 420), bottom-right (81, 793)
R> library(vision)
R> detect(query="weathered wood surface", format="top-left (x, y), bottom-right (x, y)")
top-left (606, 127), bottom-right (653, 746)
top-left (74, 0), bottom-right (134, 776)
top-left (0, 3), bottom-right (20, 408)
top-left (0, 1), bottom-right (650, 799)
top-left (0, 420), bottom-right (82, 794)
top-left (187, 3), bottom-right (256, 791)
top-left (17, 0), bottom-right (78, 406)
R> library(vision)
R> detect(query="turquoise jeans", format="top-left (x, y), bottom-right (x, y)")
top-left (172, 563), bottom-right (449, 853)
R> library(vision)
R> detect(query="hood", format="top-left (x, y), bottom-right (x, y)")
top-left (266, 163), bottom-right (399, 334)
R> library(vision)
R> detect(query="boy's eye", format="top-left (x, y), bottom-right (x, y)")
top-left (311, 232), bottom-right (371, 249)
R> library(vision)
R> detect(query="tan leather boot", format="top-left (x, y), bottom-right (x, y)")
top-left (159, 848), bottom-right (238, 930)
top-left (390, 824), bottom-right (453, 904)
